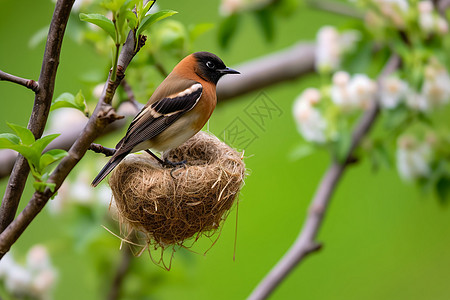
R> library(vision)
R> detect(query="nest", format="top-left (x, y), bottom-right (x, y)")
top-left (109, 131), bottom-right (246, 251)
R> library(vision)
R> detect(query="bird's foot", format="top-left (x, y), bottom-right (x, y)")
top-left (162, 158), bottom-right (187, 168)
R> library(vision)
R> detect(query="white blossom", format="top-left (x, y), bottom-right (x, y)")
top-left (422, 62), bottom-right (450, 107)
top-left (219, 0), bottom-right (273, 16)
top-left (315, 26), bottom-right (360, 73)
top-left (331, 71), bottom-right (352, 108)
top-left (379, 76), bottom-right (408, 109)
top-left (293, 89), bottom-right (328, 143)
top-left (332, 73), bottom-right (376, 110)
top-left (27, 245), bottom-right (51, 273)
top-left (396, 136), bottom-right (431, 181)
top-left (0, 253), bottom-right (16, 279)
top-left (405, 90), bottom-right (429, 111)
top-left (30, 269), bottom-right (57, 300)
top-left (5, 265), bottom-right (32, 297)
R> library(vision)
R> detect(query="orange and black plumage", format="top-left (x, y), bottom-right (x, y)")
top-left (92, 52), bottom-right (239, 187)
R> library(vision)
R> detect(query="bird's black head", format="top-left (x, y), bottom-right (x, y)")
top-left (193, 51), bottom-right (240, 85)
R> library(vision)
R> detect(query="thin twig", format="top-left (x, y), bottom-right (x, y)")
top-left (120, 79), bottom-right (142, 110)
top-left (89, 143), bottom-right (116, 157)
top-left (248, 54), bottom-right (400, 300)
top-left (306, 0), bottom-right (364, 19)
top-left (0, 70), bottom-right (39, 92)
top-left (107, 246), bottom-right (133, 300)
top-left (0, 0), bottom-right (75, 233)
top-left (0, 32), bottom-right (146, 258)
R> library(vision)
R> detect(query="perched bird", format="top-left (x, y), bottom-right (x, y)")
top-left (92, 52), bottom-right (239, 187)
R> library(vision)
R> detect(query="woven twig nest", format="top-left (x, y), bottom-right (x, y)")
top-left (109, 131), bottom-right (245, 250)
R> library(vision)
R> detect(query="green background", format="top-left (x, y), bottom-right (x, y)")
top-left (1, 0), bottom-right (450, 299)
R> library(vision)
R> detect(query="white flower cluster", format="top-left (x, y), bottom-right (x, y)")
top-left (396, 135), bottom-right (432, 181)
top-left (417, 1), bottom-right (449, 35)
top-left (0, 245), bottom-right (57, 300)
top-left (294, 58), bottom-right (450, 146)
top-left (380, 59), bottom-right (450, 111)
top-left (293, 88), bottom-right (328, 143)
top-left (48, 169), bottom-right (112, 215)
top-left (331, 71), bottom-right (377, 111)
top-left (366, 0), bottom-right (449, 35)
top-left (315, 26), bottom-right (360, 73)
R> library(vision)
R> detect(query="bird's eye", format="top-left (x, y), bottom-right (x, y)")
top-left (206, 61), bottom-right (215, 69)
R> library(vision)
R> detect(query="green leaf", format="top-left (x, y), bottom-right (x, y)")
top-left (125, 10), bottom-right (138, 30)
top-left (51, 92), bottom-right (87, 114)
top-left (39, 149), bottom-right (68, 173)
top-left (218, 14), bottom-right (240, 49)
top-left (136, 10), bottom-right (178, 37)
top-left (79, 13), bottom-right (116, 41)
top-left (253, 8), bottom-right (274, 42)
top-left (436, 176), bottom-right (450, 204)
top-left (74, 90), bottom-right (88, 114)
top-left (7, 123), bottom-right (35, 145)
top-left (32, 134), bottom-right (60, 156)
top-left (189, 23), bottom-right (214, 42)
top-left (0, 133), bottom-right (21, 147)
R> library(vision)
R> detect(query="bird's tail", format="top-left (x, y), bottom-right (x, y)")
top-left (91, 152), bottom-right (129, 187)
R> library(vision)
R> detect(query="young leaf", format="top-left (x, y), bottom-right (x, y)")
top-left (0, 133), bottom-right (21, 147)
top-left (32, 134), bottom-right (60, 157)
top-left (7, 123), bottom-right (35, 145)
top-left (51, 92), bottom-right (87, 114)
top-left (79, 13), bottom-right (116, 41)
top-left (125, 10), bottom-right (138, 30)
top-left (74, 90), bottom-right (88, 114)
top-left (39, 149), bottom-right (68, 173)
top-left (218, 14), bottom-right (240, 49)
top-left (136, 10), bottom-right (178, 36)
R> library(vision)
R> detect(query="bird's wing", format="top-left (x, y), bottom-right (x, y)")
top-left (115, 81), bottom-right (203, 154)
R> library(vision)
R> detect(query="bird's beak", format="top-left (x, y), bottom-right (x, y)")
top-left (218, 67), bottom-right (240, 74)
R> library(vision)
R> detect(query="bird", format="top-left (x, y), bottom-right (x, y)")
top-left (91, 51), bottom-right (240, 187)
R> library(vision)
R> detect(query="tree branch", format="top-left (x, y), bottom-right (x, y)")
top-left (89, 143), bottom-right (116, 157)
top-left (0, 0), bottom-right (75, 233)
top-left (0, 32), bottom-right (146, 258)
top-left (0, 41), bottom-right (317, 180)
top-left (0, 70), bottom-right (39, 92)
top-left (248, 54), bottom-right (400, 300)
